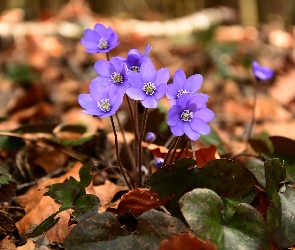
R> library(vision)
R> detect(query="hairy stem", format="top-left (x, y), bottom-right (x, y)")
top-left (126, 96), bottom-right (139, 142)
top-left (168, 137), bottom-right (181, 165)
top-left (110, 116), bottom-right (132, 190)
top-left (245, 78), bottom-right (258, 151)
top-left (138, 108), bottom-right (148, 187)
top-left (163, 136), bottom-right (178, 167)
top-left (115, 112), bottom-right (136, 172)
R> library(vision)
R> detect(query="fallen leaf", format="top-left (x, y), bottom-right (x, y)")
top-left (159, 233), bottom-right (217, 250)
top-left (93, 180), bottom-right (122, 207)
top-left (195, 145), bottom-right (219, 168)
top-left (106, 188), bottom-right (173, 215)
top-left (0, 237), bottom-right (16, 250)
top-left (27, 143), bottom-right (68, 174)
top-left (16, 162), bottom-right (96, 243)
top-left (143, 142), bottom-right (219, 167)
top-left (269, 70), bottom-right (295, 106)
top-left (16, 239), bottom-right (35, 250)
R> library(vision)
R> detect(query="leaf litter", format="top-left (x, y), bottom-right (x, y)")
top-left (0, 0), bottom-right (295, 249)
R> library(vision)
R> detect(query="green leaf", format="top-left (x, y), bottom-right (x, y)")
top-left (180, 188), bottom-right (270, 250)
top-left (145, 158), bottom-right (197, 216)
top-left (245, 158), bottom-right (266, 187)
top-left (0, 167), bottom-right (17, 202)
top-left (72, 194), bottom-right (100, 219)
top-left (267, 186), bottom-right (295, 249)
top-left (13, 123), bottom-right (56, 134)
top-left (264, 159), bottom-right (285, 201)
top-left (197, 159), bottom-right (257, 197)
top-left (200, 129), bottom-right (226, 155)
top-left (44, 180), bottom-right (81, 210)
top-left (64, 209), bottom-right (188, 250)
top-left (24, 212), bottom-right (60, 239)
top-left (58, 124), bottom-right (87, 134)
top-left (78, 162), bottom-right (93, 188)
top-left (0, 123), bottom-right (56, 150)
top-left (249, 131), bottom-right (274, 155)
top-left (222, 197), bottom-right (243, 220)
top-left (0, 135), bottom-right (25, 150)
top-left (266, 136), bottom-right (295, 182)
top-left (60, 136), bottom-right (93, 147)
top-left (4, 64), bottom-right (39, 84)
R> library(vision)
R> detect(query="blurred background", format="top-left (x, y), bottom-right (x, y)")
top-left (0, 0), bottom-right (295, 25)
top-left (0, 0), bottom-right (295, 155)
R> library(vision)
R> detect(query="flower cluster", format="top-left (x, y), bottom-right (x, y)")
top-left (78, 23), bottom-right (215, 141)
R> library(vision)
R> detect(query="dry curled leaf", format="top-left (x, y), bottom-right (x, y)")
top-left (159, 233), bottom-right (217, 250)
top-left (106, 188), bottom-right (173, 215)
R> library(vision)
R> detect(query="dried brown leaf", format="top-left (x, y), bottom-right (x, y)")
top-left (93, 180), bottom-right (122, 207)
top-left (195, 145), bottom-right (219, 168)
top-left (27, 143), bottom-right (68, 174)
top-left (143, 143), bottom-right (219, 167)
top-left (16, 239), bottom-right (35, 250)
top-left (0, 237), bottom-right (16, 250)
top-left (159, 233), bottom-right (217, 250)
top-left (106, 188), bottom-right (173, 215)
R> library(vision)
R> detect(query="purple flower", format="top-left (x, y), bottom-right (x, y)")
top-left (145, 132), bottom-right (156, 142)
top-left (81, 23), bottom-right (119, 53)
top-left (121, 44), bottom-right (152, 72)
top-left (166, 69), bottom-right (208, 106)
top-left (154, 158), bottom-right (164, 168)
top-left (252, 61), bottom-right (273, 81)
top-left (126, 60), bottom-right (169, 108)
top-left (78, 81), bottom-right (123, 118)
top-left (167, 93), bottom-right (214, 141)
top-left (94, 57), bottom-right (129, 95)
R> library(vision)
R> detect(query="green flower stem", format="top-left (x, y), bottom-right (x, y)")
top-left (138, 108), bottom-right (148, 187)
top-left (245, 78), bottom-right (258, 151)
top-left (115, 112), bottom-right (136, 172)
top-left (110, 116), bottom-right (132, 190)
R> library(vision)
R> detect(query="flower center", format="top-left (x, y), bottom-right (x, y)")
top-left (98, 99), bottom-right (111, 112)
top-left (176, 89), bottom-right (190, 99)
top-left (110, 72), bottom-right (123, 84)
top-left (142, 82), bottom-right (156, 95)
top-left (181, 109), bottom-right (193, 122)
top-left (97, 38), bottom-right (109, 50)
top-left (130, 66), bottom-right (140, 72)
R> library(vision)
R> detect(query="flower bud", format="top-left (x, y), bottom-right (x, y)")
top-left (145, 132), bottom-right (156, 142)
top-left (154, 158), bottom-right (164, 168)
